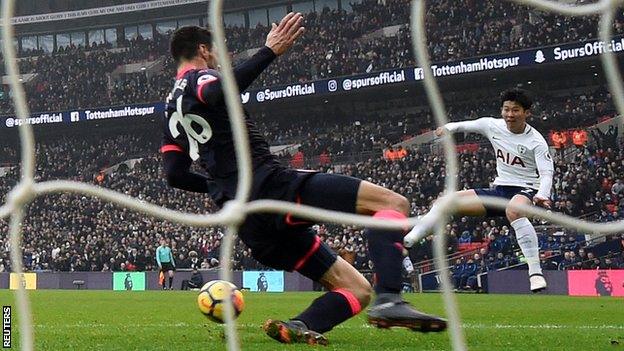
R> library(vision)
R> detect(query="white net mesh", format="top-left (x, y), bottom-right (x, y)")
top-left (2, 0), bottom-right (624, 350)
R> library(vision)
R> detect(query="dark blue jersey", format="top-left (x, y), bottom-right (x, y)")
top-left (161, 47), bottom-right (281, 201)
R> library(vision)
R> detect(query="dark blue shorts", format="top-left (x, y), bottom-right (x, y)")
top-left (239, 168), bottom-right (361, 281)
top-left (474, 185), bottom-right (537, 217)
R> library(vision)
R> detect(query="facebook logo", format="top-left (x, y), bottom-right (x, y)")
top-left (70, 111), bottom-right (80, 122)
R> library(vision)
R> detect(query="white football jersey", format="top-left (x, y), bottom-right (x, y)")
top-left (445, 117), bottom-right (554, 199)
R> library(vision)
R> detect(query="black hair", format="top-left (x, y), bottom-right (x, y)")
top-left (500, 88), bottom-right (532, 110)
top-left (170, 26), bottom-right (212, 62)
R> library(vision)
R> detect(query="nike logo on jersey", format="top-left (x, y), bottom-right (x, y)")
top-left (492, 136), bottom-right (501, 140)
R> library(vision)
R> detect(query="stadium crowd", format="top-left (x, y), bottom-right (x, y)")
top-left (1, 0), bottom-right (624, 115)
top-left (0, 129), bottom-right (623, 281)
top-left (272, 85), bottom-right (616, 160)
top-left (0, 82), bottom-right (615, 173)
top-left (0, 0), bottom-right (623, 290)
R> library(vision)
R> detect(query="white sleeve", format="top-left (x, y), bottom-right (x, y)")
top-left (535, 142), bottom-right (554, 199)
top-left (444, 117), bottom-right (492, 136)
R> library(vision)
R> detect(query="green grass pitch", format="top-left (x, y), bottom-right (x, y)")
top-left (0, 290), bottom-right (622, 350)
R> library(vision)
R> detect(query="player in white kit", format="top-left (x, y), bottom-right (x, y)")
top-left (404, 89), bottom-right (553, 292)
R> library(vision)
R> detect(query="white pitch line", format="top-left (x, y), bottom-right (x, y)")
top-left (32, 322), bottom-right (624, 331)
top-left (461, 323), bottom-right (624, 330)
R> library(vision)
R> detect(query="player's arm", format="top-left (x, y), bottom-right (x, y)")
top-left (197, 47), bottom-right (275, 106)
top-left (533, 142), bottom-right (554, 209)
top-left (161, 146), bottom-right (223, 199)
top-left (434, 117), bottom-right (492, 137)
top-left (197, 12), bottom-right (304, 106)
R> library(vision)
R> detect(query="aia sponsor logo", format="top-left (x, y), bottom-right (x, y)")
top-left (496, 149), bottom-right (526, 167)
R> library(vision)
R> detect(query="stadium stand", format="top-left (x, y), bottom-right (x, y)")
top-left (1, 0), bottom-right (624, 114)
top-left (0, 131), bottom-right (622, 275)
top-left (0, 0), bottom-right (623, 286)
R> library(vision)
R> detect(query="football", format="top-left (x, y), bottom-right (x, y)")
top-left (197, 280), bottom-right (245, 323)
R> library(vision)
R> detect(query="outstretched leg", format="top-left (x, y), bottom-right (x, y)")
top-left (294, 173), bottom-right (416, 301)
top-left (355, 181), bottom-right (447, 332)
top-left (264, 256), bottom-right (371, 345)
top-left (263, 173), bottom-right (446, 346)
top-left (404, 189), bottom-right (486, 247)
top-left (506, 194), bottom-right (546, 292)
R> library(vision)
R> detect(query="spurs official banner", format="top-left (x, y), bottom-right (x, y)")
top-left (242, 271), bottom-right (284, 292)
top-left (249, 35), bottom-right (624, 103)
top-left (9, 273), bottom-right (37, 290)
top-left (1, 102), bottom-right (164, 129)
top-left (2, 35), bottom-right (624, 128)
top-left (568, 270), bottom-right (624, 297)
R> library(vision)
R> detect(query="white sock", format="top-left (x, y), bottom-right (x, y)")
top-left (404, 204), bottom-right (440, 247)
top-left (511, 217), bottom-right (542, 276)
